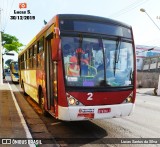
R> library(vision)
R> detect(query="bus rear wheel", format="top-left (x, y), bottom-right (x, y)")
top-left (39, 91), bottom-right (48, 116)
top-left (21, 82), bottom-right (28, 96)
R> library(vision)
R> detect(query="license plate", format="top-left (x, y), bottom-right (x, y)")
top-left (98, 108), bottom-right (111, 113)
top-left (77, 113), bottom-right (94, 118)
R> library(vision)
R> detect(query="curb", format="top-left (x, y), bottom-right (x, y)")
top-left (8, 83), bottom-right (35, 147)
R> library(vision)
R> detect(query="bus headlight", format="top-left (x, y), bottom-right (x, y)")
top-left (68, 97), bottom-right (76, 105)
top-left (123, 92), bottom-right (133, 103)
top-left (66, 93), bottom-right (83, 106)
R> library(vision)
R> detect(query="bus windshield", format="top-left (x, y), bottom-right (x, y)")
top-left (62, 36), bottom-right (134, 87)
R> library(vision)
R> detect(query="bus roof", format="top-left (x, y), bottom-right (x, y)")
top-left (18, 14), bottom-right (131, 56)
top-left (58, 14), bottom-right (131, 28)
top-left (18, 15), bottom-right (57, 56)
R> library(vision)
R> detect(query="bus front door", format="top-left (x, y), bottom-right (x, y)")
top-left (45, 34), bottom-right (56, 114)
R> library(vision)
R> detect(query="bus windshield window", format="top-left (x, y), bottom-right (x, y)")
top-left (102, 40), bottom-right (134, 87)
top-left (61, 36), bottom-right (134, 87)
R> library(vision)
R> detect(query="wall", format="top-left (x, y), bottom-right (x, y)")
top-left (137, 71), bottom-right (159, 88)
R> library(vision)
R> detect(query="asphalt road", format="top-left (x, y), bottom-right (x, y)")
top-left (6, 75), bottom-right (160, 147)
top-left (93, 92), bottom-right (160, 138)
top-left (91, 92), bottom-right (160, 146)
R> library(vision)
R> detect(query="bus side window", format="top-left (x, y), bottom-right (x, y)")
top-left (33, 44), bottom-right (37, 68)
top-left (29, 48), bottom-right (33, 68)
top-left (37, 37), bottom-right (44, 68)
top-left (25, 51), bottom-right (28, 69)
top-left (21, 54), bottom-right (25, 69)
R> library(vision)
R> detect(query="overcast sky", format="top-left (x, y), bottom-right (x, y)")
top-left (1, 0), bottom-right (160, 58)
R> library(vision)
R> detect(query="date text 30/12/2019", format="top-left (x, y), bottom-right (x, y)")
top-left (10, 16), bottom-right (35, 20)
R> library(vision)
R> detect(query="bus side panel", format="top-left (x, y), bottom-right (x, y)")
top-left (36, 69), bottom-right (46, 105)
top-left (36, 69), bottom-right (45, 89)
top-left (57, 59), bottom-right (68, 107)
top-left (133, 42), bottom-right (137, 103)
top-left (21, 70), bottom-right (38, 102)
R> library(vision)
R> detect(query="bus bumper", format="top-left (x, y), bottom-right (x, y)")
top-left (12, 77), bottom-right (19, 82)
top-left (58, 103), bottom-right (135, 121)
top-left (11, 75), bottom-right (19, 82)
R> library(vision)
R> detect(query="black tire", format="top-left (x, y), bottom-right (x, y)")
top-left (21, 82), bottom-right (28, 96)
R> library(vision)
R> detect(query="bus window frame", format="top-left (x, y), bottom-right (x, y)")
top-left (33, 43), bottom-right (37, 69)
top-left (29, 47), bottom-right (33, 68)
top-left (37, 37), bottom-right (44, 69)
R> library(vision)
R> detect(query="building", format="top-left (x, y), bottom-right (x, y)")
top-left (3, 51), bottom-right (18, 67)
top-left (136, 45), bottom-right (160, 89)
top-left (136, 45), bottom-right (160, 70)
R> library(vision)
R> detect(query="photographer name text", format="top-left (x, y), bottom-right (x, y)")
top-left (10, 9), bottom-right (35, 20)
top-left (121, 139), bottom-right (158, 144)
top-left (14, 10), bottom-right (31, 14)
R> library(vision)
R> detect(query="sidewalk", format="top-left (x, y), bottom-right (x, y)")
top-left (0, 82), bottom-right (32, 146)
top-left (136, 88), bottom-right (155, 95)
top-left (0, 79), bottom-right (58, 146)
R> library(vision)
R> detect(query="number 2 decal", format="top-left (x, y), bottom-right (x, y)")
top-left (87, 93), bottom-right (93, 100)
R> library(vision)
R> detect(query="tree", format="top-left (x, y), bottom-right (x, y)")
top-left (5, 59), bottom-right (14, 67)
top-left (2, 32), bottom-right (23, 53)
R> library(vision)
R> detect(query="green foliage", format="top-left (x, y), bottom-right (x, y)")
top-left (2, 32), bottom-right (23, 53)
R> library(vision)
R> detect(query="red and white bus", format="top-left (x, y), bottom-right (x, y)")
top-left (18, 14), bottom-right (136, 121)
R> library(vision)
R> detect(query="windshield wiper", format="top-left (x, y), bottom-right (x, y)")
top-left (77, 35), bottom-right (83, 76)
top-left (113, 37), bottom-right (121, 76)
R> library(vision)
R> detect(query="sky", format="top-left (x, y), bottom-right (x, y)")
top-left (0, 0), bottom-right (160, 61)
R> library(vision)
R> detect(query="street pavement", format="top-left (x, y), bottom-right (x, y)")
top-left (136, 88), bottom-right (155, 95)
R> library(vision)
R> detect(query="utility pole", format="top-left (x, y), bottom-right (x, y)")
top-left (140, 8), bottom-right (160, 32)
top-left (0, 8), bottom-right (3, 84)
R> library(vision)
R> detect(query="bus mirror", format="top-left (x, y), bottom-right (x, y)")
top-left (52, 38), bottom-right (60, 61)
